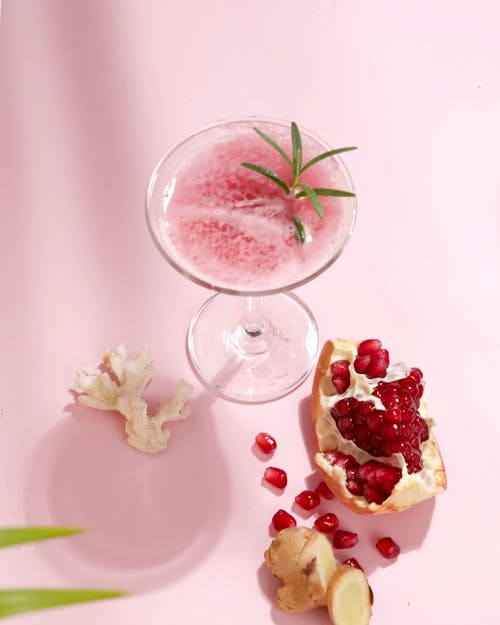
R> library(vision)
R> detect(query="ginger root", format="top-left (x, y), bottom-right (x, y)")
top-left (75, 344), bottom-right (193, 454)
top-left (264, 527), bottom-right (337, 613)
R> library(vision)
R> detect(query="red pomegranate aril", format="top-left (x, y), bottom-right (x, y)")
top-left (333, 397), bottom-right (359, 418)
top-left (295, 490), bottom-right (321, 510)
top-left (353, 425), bottom-right (369, 442)
top-left (272, 509), bottom-right (297, 532)
top-left (380, 421), bottom-right (399, 441)
top-left (255, 432), bottom-right (277, 454)
top-left (367, 411), bottom-right (384, 432)
top-left (346, 478), bottom-right (364, 496)
top-left (358, 339), bottom-right (382, 356)
top-left (353, 354), bottom-right (371, 373)
top-left (330, 360), bottom-right (350, 377)
top-left (314, 512), bottom-right (339, 533)
top-left (376, 536), bottom-right (401, 559)
top-left (315, 480), bottom-right (335, 500)
top-left (384, 408), bottom-right (403, 424)
top-left (409, 367), bottom-right (423, 383)
top-left (333, 530), bottom-right (359, 549)
top-left (364, 486), bottom-right (387, 504)
top-left (366, 349), bottom-right (389, 378)
top-left (343, 557), bottom-right (364, 572)
top-left (332, 375), bottom-right (350, 394)
top-left (337, 417), bottom-right (354, 433)
top-left (264, 467), bottom-right (287, 489)
top-left (358, 402), bottom-right (375, 416)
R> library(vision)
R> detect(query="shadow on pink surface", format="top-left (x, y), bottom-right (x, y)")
top-left (24, 389), bottom-right (230, 592)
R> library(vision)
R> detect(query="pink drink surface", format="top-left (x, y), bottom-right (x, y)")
top-left (160, 123), bottom-right (354, 292)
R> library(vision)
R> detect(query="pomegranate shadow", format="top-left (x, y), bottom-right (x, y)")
top-left (23, 390), bottom-right (231, 592)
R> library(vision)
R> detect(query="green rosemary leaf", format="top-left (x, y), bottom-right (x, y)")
top-left (296, 187), bottom-right (356, 198)
top-left (296, 183), bottom-right (324, 219)
top-left (291, 122), bottom-right (302, 184)
top-left (0, 527), bottom-right (85, 549)
top-left (292, 215), bottom-right (306, 244)
top-left (241, 162), bottom-right (290, 194)
top-left (300, 146), bottom-right (357, 173)
top-left (0, 589), bottom-right (124, 618)
top-left (253, 127), bottom-right (292, 167)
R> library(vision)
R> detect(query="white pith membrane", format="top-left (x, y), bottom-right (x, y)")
top-left (314, 339), bottom-right (446, 512)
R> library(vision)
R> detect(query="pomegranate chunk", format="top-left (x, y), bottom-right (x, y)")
top-left (255, 432), bottom-right (277, 454)
top-left (333, 529), bottom-right (359, 549)
top-left (264, 467), bottom-right (287, 489)
top-left (376, 536), bottom-right (400, 559)
top-left (315, 480), bottom-right (335, 500)
top-left (294, 489), bottom-right (321, 510)
top-left (342, 557), bottom-right (364, 572)
top-left (314, 513), bottom-right (339, 533)
top-left (272, 509), bottom-right (296, 532)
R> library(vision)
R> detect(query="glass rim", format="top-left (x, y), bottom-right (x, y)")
top-left (145, 115), bottom-right (357, 296)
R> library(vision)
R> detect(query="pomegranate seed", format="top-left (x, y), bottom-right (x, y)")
top-left (358, 401), bottom-right (375, 416)
top-left (333, 530), bottom-right (359, 549)
top-left (255, 432), bottom-right (277, 454)
top-left (315, 480), bottom-right (334, 500)
top-left (366, 349), bottom-right (389, 378)
top-left (358, 339), bottom-right (382, 356)
top-left (330, 360), bottom-right (350, 377)
top-left (337, 417), bottom-right (354, 433)
top-left (295, 490), bottom-right (321, 510)
top-left (264, 467), bottom-right (287, 489)
top-left (364, 486), bottom-right (387, 504)
top-left (272, 509), bottom-right (296, 532)
top-left (342, 557), bottom-right (364, 571)
top-left (314, 513), bottom-right (339, 533)
top-left (376, 536), bottom-right (400, 559)
top-left (409, 367), bottom-right (423, 383)
top-left (346, 478), bottom-right (364, 495)
top-left (380, 422), bottom-right (399, 441)
top-left (353, 354), bottom-right (370, 373)
top-left (332, 376), bottom-right (350, 394)
top-left (367, 411), bottom-right (384, 432)
top-left (333, 397), bottom-right (359, 418)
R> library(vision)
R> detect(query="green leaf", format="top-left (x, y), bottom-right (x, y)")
top-left (295, 187), bottom-right (355, 198)
top-left (291, 216), bottom-right (306, 244)
top-left (241, 162), bottom-right (290, 194)
top-left (0, 527), bottom-right (85, 549)
top-left (0, 589), bottom-right (124, 618)
top-left (300, 146), bottom-right (357, 173)
top-left (253, 127), bottom-right (292, 167)
top-left (291, 122), bottom-right (302, 184)
top-left (296, 183), bottom-right (324, 219)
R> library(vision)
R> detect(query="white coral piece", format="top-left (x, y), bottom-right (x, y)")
top-left (75, 345), bottom-right (193, 454)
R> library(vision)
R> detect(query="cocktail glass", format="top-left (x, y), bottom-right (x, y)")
top-left (146, 117), bottom-right (356, 403)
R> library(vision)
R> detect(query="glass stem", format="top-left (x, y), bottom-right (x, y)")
top-left (243, 296), bottom-right (265, 337)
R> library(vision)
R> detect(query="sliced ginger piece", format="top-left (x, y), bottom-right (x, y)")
top-left (264, 527), bottom-right (337, 613)
top-left (327, 565), bottom-right (372, 625)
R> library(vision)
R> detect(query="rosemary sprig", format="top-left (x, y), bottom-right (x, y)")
top-left (241, 122), bottom-right (356, 243)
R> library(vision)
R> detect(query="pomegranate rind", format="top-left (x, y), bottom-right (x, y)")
top-left (311, 339), bottom-right (447, 514)
top-left (327, 565), bottom-right (372, 625)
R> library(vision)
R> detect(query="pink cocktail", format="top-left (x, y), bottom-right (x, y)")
top-left (146, 118), bottom-right (356, 402)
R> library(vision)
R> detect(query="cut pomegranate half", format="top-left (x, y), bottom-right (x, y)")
top-left (311, 338), bottom-right (447, 514)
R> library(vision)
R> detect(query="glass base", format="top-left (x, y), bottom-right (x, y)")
top-left (187, 292), bottom-right (319, 403)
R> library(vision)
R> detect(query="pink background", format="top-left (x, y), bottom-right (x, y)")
top-left (1, 1), bottom-right (499, 623)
